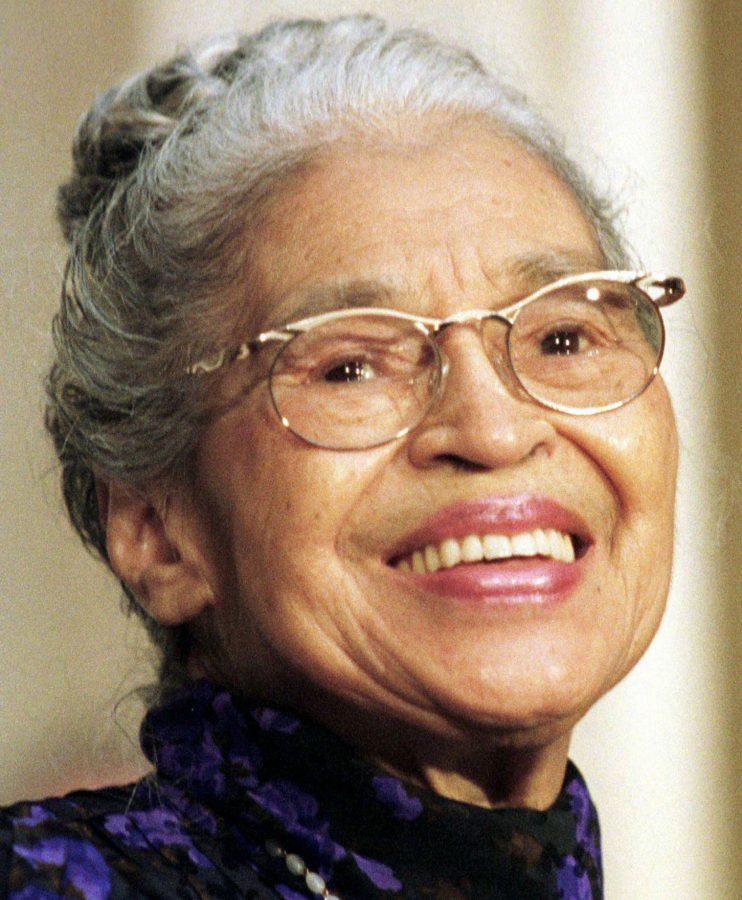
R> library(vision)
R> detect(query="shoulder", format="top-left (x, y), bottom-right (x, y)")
top-left (0, 783), bottom-right (280, 898)
top-left (0, 786), bottom-right (135, 898)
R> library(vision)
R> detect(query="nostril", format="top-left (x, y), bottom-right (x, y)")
top-left (436, 455), bottom-right (489, 473)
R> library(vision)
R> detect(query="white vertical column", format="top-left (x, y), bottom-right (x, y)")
top-left (551, 3), bottom-right (725, 899)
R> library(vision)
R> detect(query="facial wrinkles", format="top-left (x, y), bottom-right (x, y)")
top-left (291, 416), bottom-right (536, 715)
top-left (327, 583), bottom-right (467, 719)
top-left (346, 596), bottom-right (441, 708)
top-left (311, 239), bottom-right (527, 561)
top-left (253, 140), bottom-right (600, 322)
top-left (593, 395), bottom-right (674, 639)
top-left (606, 551), bottom-right (650, 685)
top-left (335, 246), bottom-right (613, 563)
top-left (274, 278), bottom-right (615, 592)
top-left (598, 382), bottom-right (674, 525)
top-left (255, 520), bottom-right (435, 712)
top-left (191, 126), bottom-right (678, 756)
top-left (261, 247), bottom-right (606, 344)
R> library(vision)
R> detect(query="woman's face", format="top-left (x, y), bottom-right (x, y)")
top-left (188, 122), bottom-right (677, 749)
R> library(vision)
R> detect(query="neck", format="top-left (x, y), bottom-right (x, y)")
top-left (270, 682), bottom-right (576, 811)
top-left (191, 659), bottom-right (579, 811)
top-left (370, 730), bottom-right (573, 810)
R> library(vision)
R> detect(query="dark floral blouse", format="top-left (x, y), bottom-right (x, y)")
top-left (0, 680), bottom-right (603, 898)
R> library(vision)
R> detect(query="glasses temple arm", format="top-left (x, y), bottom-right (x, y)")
top-left (187, 331), bottom-right (291, 376)
top-left (635, 275), bottom-right (686, 307)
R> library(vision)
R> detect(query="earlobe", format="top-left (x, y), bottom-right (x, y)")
top-left (100, 479), bottom-right (216, 626)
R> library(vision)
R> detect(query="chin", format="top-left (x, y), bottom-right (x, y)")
top-left (427, 677), bottom-right (595, 739)
top-left (426, 706), bottom-right (582, 753)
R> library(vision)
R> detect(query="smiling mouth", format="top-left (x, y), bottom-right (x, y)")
top-left (390, 529), bottom-right (589, 574)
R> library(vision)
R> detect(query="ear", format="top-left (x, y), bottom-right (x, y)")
top-left (98, 478), bottom-right (216, 626)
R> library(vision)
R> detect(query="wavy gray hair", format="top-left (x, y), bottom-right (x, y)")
top-left (47, 14), bottom-right (628, 690)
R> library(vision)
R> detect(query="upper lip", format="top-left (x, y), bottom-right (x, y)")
top-left (386, 494), bottom-right (593, 563)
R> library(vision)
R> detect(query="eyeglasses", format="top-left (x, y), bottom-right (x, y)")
top-left (188, 270), bottom-right (685, 450)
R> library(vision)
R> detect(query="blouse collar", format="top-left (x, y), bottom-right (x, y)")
top-left (140, 679), bottom-right (603, 898)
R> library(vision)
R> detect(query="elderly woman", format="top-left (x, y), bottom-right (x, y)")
top-left (1, 15), bottom-right (684, 900)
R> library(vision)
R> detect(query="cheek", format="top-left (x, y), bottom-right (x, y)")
top-left (566, 380), bottom-right (677, 657)
top-left (564, 379), bottom-right (677, 522)
top-left (194, 418), bottom-right (397, 694)
top-left (195, 397), bottom-right (387, 594)
top-left (623, 384), bottom-right (678, 529)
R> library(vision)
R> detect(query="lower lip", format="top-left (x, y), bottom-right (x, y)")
top-left (393, 557), bottom-right (585, 607)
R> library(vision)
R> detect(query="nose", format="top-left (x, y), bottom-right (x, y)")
top-left (405, 323), bottom-right (556, 470)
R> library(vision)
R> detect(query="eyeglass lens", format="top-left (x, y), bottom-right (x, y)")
top-left (508, 282), bottom-right (662, 412)
top-left (269, 280), bottom-right (663, 449)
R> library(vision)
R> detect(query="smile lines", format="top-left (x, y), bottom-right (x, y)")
top-left (393, 528), bottom-right (576, 574)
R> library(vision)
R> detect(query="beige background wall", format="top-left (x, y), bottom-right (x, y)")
top-left (1, 2), bottom-right (738, 897)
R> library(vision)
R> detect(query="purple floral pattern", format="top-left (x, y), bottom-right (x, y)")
top-left (1, 679), bottom-right (604, 897)
top-left (567, 772), bottom-right (602, 874)
top-left (12, 806), bottom-right (53, 829)
top-left (14, 836), bottom-right (110, 899)
top-left (556, 854), bottom-right (594, 900)
top-left (104, 807), bottom-right (214, 867)
top-left (351, 852), bottom-right (403, 891)
top-left (371, 776), bottom-right (424, 821)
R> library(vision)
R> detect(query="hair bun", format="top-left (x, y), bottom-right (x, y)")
top-left (57, 80), bottom-right (175, 242)
top-left (56, 38), bottom-right (244, 244)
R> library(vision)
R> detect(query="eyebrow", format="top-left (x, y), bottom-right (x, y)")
top-left (506, 249), bottom-right (607, 286)
top-left (266, 249), bottom-right (605, 327)
top-left (269, 280), bottom-right (400, 326)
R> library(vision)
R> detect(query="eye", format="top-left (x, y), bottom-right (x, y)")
top-left (322, 358), bottom-right (377, 382)
top-left (540, 329), bottom-right (584, 355)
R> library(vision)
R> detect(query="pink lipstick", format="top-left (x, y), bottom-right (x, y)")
top-left (388, 494), bottom-right (591, 607)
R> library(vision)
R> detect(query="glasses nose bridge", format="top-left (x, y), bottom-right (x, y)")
top-left (431, 307), bottom-right (512, 357)
top-left (428, 309), bottom-right (518, 398)
top-left (435, 308), bottom-right (512, 334)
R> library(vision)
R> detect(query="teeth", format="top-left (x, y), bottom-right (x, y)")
top-left (482, 534), bottom-right (511, 560)
top-left (439, 538), bottom-right (462, 568)
top-left (424, 544), bottom-right (441, 572)
top-left (561, 532), bottom-right (575, 563)
top-left (549, 529), bottom-right (563, 560)
top-left (510, 532), bottom-right (537, 557)
top-left (534, 528), bottom-right (551, 556)
top-left (411, 550), bottom-right (426, 574)
top-left (460, 534), bottom-right (484, 562)
top-left (394, 528), bottom-right (578, 574)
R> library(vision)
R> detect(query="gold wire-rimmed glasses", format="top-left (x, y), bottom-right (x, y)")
top-left (188, 270), bottom-right (685, 450)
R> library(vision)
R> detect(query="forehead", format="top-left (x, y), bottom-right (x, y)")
top-left (247, 121), bottom-right (603, 324)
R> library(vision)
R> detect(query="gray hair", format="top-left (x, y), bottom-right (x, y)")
top-left (47, 14), bottom-right (629, 689)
